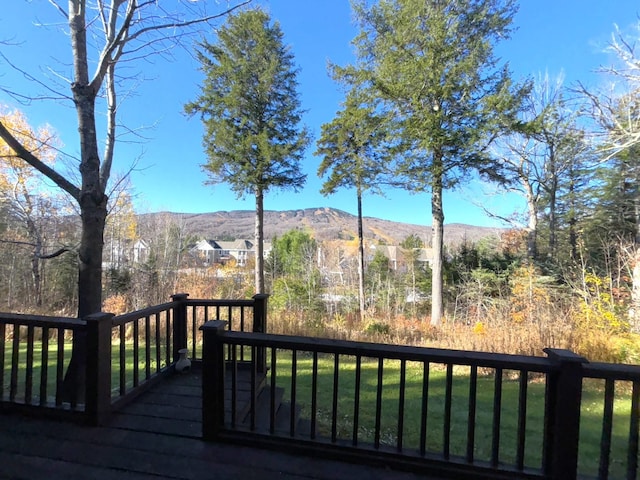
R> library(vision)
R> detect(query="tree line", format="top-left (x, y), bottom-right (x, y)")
top-left (0, 1), bottom-right (639, 362)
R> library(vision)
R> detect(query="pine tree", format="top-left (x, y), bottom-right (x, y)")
top-left (316, 86), bottom-right (390, 319)
top-left (185, 9), bottom-right (310, 294)
top-left (346, 0), bottom-right (525, 324)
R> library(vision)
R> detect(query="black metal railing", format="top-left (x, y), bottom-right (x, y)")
top-left (200, 323), bottom-right (640, 480)
top-left (580, 362), bottom-right (640, 480)
top-left (0, 312), bottom-right (84, 417)
top-left (0, 293), bottom-right (269, 425)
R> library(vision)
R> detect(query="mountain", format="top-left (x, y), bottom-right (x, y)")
top-left (138, 207), bottom-right (503, 246)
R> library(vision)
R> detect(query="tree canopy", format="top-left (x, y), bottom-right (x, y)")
top-left (185, 8), bottom-right (310, 293)
top-left (344, 0), bottom-right (525, 324)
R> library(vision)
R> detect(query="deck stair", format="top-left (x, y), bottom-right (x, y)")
top-left (111, 363), bottom-right (304, 439)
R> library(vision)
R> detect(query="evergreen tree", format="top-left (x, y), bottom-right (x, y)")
top-left (316, 86), bottom-right (390, 319)
top-left (186, 9), bottom-right (311, 294)
top-left (346, 0), bottom-right (525, 324)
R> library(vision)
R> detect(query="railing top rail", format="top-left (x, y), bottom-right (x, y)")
top-left (0, 312), bottom-right (84, 329)
top-left (217, 330), bottom-right (553, 371)
top-left (111, 301), bottom-right (178, 326)
top-left (185, 298), bottom-right (255, 307)
top-left (583, 361), bottom-right (640, 381)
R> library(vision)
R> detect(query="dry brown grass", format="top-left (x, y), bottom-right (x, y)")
top-left (267, 301), bottom-right (639, 363)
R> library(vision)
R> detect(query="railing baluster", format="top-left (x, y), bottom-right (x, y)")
top-left (191, 306), bottom-right (197, 359)
top-left (374, 357), bottom-right (384, 450)
top-left (0, 323), bottom-right (5, 399)
top-left (420, 361), bottom-right (430, 456)
top-left (443, 363), bottom-right (453, 460)
top-left (467, 364), bottom-right (478, 463)
top-left (39, 327), bottom-right (49, 406)
top-left (119, 324), bottom-right (126, 395)
top-left (165, 310), bottom-right (171, 368)
top-left (290, 349), bottom-right (297, 436)
top-left (599, 378), bottom-right (615, 480)
top-left (491, 367), bottom-right (503, 467)
top-left (56, 327), bottom-right (64, 406)
top-left (250, 345), bottom-right (257, 430)
top-left (10, 325), bottom-right (19, 402)
top-left (240, 308), bottom-right (246, 361)
top-left (353, 355), bottom-right (362, 446)
top-left (628, 380), bottom-right (639, 480)
top-left (144, 315), bottom-right (151, 380)
top-left (133, 319), bottom-right (139, 387)
top-left (231, 344), bottom-right (238, 428)
top-left (154, 313), bottom-right (161, 372)
top-left (331, 354), bottom-right (339, 443)
top-left (25, 325), bottom-right (34, 404)
top-left (516, 369), bottom-right (528, 470)
top-left (397, 359), bottom-right (406, 452)
top-left (311, 351), bottom-right (318, 440)
top-left (270, 347), bottom-right (276, 434)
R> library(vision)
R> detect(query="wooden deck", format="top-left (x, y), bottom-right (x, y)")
top-left (0, 370), bottom-right (442, 480)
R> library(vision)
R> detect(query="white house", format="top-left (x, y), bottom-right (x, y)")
top-left (191, 239), bottom-right (256, 267)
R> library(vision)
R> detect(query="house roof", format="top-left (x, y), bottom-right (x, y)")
top-left (216, 239), bottom-right (253, 251)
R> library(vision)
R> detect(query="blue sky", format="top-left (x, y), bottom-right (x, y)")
top-left (0, 1), bottom-right (639, 227)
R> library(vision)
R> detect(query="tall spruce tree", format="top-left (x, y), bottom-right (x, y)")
top-left (347, 0), bottom-right (525, 325)
top-left (186, 9), bottom-right (310, 294)
top-left (315, 87), bottom-right (390, 318)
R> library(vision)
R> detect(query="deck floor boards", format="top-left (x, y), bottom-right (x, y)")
top-left (0, 370), bottom-right (440, 480)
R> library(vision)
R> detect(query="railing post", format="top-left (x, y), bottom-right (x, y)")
top-left (543, 348), bottom-right (588, 480)
top-left (200, 320), bottom-right (228, 441)
top-left (171, 293), bottom-right (189, 364)
top-left (252, 293), bottom-right (269, 373)
top-left (84, 312), bottom-right (114, 426)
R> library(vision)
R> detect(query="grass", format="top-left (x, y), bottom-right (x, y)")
top-left (1, 338), bottom-right (171, 403)
top-left (266, 350), bottom-right (637, 479)
top-left (2, 335), bottom-right (637, 478)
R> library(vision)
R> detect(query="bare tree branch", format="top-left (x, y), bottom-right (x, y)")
top-left (0, 239), bottom-right (71, 259)
top-left (0, 120), bottom-right (81, 201)
top-left (47, 0), bottom-right (69, 20)
top-left (0, 52), bottom-right (71, 103)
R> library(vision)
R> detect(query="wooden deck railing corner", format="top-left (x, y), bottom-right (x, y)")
top-left (171, 293), bottom-right (189, 364)
top-left (200, 320), bottom-right (229, 441)
top-left (84, 312), bottom-right (115, 426)
top-left (252, 293), bottom-right (269, 373)
top-left (543, 348), bottom-right (589, 480)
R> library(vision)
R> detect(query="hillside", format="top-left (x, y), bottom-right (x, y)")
top-left (138, 207), bottom-right (503, 246)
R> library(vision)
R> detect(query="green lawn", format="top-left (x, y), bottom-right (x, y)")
top-left (1, 338), bottom-right (170, 402)
top-left (266, 350), bottom-right (637, 479)
top-left (2, 339), bottom-right (637, 478)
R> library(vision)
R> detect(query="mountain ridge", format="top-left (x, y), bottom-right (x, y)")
top-left (138, 207), bottom-right (503, 245)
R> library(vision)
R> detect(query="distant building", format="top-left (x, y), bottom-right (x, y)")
top-left (215, 239), bottom-right (254, 267)
top-left (103, 238), bottom-right (149, 269)
top-left (191, 239), bottom-right (256, 267)
top-left (132, 239), bottom-right (149, 264)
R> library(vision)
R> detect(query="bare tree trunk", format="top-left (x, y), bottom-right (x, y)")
top-left (356, 187), bottom-right (366, 320)
top-left (568, 172), bottom-right (578, 261)
top-left (631, 194), bottom-right (640, 332)
top-left (254, 188), bottom-right (265, 294)
top-left (547, 150), bottom-right (558, 258)
top-left (430, 154), bottom-right (444, 326)
top-left (26, 217), bottom-right (43, 307)
top-left (63, 14), bottom-right (108, 399)
top-left (525, 182), bottom-right (538, 261)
